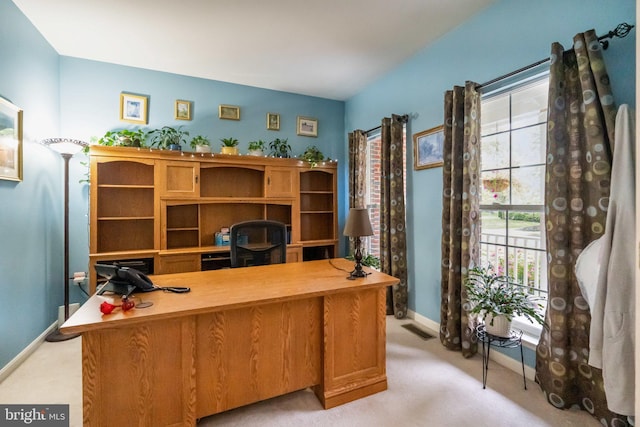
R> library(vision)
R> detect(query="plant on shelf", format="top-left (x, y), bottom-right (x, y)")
top-left (190, 135), bottom-right (211, 153)
top-left (95, 128), bottom-right (146, 148)
top-left (268, 138), bottom-right (291, 158)
top-left (301, 145), bottom-right (325, 168)
top-left (147, 126), bottom-right (189, 151)
top-left (247, 140), bottom-right (266, 156)
top-left (220, 137), bottom-right (239, 155)
top-left (464, 265), bottom-right (546, 337)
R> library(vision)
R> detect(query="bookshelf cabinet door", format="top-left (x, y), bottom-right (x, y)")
top-left (160, 160), bottom-right (200, 197)
top-left (266, 166), bottom-right (297, 198)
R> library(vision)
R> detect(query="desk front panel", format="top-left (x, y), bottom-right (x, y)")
top-left (195, 297), bottom-right (322, 417)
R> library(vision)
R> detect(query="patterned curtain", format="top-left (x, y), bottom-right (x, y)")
top-left (380, 115), bottom-right (408, 318)
top-left (348, 130), bottom-right (367, 209)
top-left (534, 30), bottom-right (626, 426)
top-left (347, 130), bottom-right (368, 258)
top-left (440, 82), bottom-right (481, 357)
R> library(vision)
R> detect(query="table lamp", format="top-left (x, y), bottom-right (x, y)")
top-left (42, 137), bottom-right (87, 342)
top-left (343, 207), bottom-right (374, 280)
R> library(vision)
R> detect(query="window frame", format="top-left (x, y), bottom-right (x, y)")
top-left (479, 70), bottom-right (550, 339)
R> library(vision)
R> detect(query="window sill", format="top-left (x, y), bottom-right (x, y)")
top-left (512, 318), bottom-right (541, 350)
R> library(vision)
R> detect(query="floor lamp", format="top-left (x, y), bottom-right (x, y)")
top-left (42, 138), bottom-right (87, 342)
top-left (343, 207), bottom-right (374, 280)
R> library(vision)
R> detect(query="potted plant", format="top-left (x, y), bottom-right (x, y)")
top-left (190, 135), bottom-right (211, 153)
top-left (268, 138), bottom-right (291, 158)
top-left (465, 266), bottom-right (546, 337)
top-left (247, 140), bottom-right (266, 156)
top-left (346, 253), bottom-right (380, 270)
top-left (95, 128), bottom-right (146, 148)
top-left (147, 126), bottom-right (189, 151)
top-left (220, 137), bottom-right (239, 155)
top-left (301, 145), bottom-right (325, 168)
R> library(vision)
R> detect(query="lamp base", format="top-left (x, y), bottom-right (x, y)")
top-left (347, 262), bottom-right (370, 280)
top-left (45, 329), bottom-right (80, 342)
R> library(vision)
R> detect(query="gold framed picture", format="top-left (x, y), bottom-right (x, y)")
top-left (0, 97), bottom-right (23, 181)
top-left (297, 116), bottom-right (317, 137)
top-left (267, 113), bottom-right (280, 130)
top-left (175, 100), bottom-right (191, 121)
top-left (413, 125), bottom-right (444, 170)
top-left (120, 93), bottom-right (148, 124)
top-left (219, 104), bottom-right (240, 120)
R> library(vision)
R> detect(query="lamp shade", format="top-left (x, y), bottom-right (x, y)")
top-left (42, 138), bottom-right (88, 156)
top-left (343, 208), bottom-right (373, 237)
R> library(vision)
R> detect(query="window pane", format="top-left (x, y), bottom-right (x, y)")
top-left (506, 211), bottom-right (544, 250)
top-left (511, 165), bottom-right (544, 205)
top-left (511, 81), bottom-right (549, 129)
top-left (512, 124), bottom-right (546, 167)
top-left (481, 170), bottom-right (510, 205)
top-left (481, 96), bottom-right (509, 135)
top-left (481, 133), bottom-right (509, 170)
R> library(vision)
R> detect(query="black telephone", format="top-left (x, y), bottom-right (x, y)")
top-left (95, 264), bottom-right (190, 296)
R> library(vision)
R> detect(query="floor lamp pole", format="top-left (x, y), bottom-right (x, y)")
top-left (62, 153), bottom-right (71, 322)
top-left (43, 138), bottom-right (86, 342)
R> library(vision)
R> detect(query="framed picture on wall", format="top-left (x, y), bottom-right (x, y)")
top-left (267, 112), bottom-right (280, 130)
top-left (219, 104), bottom-right (240, 120)
top-left (0, 97), bottom-right (23, 181)
top-left (175, 100), bottom-right (191, 120)
top-left (413, 125), bottom-right (444, 170)
top-left (120, 93), bottom-right (148, 124)
top-left (297, 116), bottom-right (318, 137)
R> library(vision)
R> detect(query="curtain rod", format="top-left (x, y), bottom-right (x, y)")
top-left (363, 114), bottom-right (409, 135)
top-left (476, 22), bottom-right (634, 89)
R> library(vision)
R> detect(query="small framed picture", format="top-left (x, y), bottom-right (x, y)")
top-left (0, 97), bottom-right (23, 181)
top-left (120, 93), bottom-right (148, 124)
top-left (219, 104), bottom-right (240, 120)
top-left (267, 113), bottom-right (280, 130)
top-left (413, 125), bottom-right (444, 170)
top-left (297, 116), bottom-right (317, 137)
top-left (175, 100), bottom-right (191, 121)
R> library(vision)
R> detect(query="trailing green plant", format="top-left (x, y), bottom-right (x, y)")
top-left (220, 137), bottom-right (239, 147)
top-left (189, 135), bottom-right (211, 149)
top-left (248, 140), bottom-right (266, 151)
top-left (147, 126), bottom-right (189, 150)
top-left (96, 128), bottom-right (146, 148)
top-left (301, 145), bottom-right (325, 167)
top-left (464, 266), bottom-right (546, 327)
top-left (269, 138), bottom-right (291, 158)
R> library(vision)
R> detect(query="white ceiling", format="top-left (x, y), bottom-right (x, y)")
top-left (13, 0), bottom-right (496, 101)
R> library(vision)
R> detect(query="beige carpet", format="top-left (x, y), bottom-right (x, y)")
top-left (0, 317), bottom-right (599, 427)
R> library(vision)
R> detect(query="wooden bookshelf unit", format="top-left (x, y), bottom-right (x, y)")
top-left (88, 146), bottom-right (338, 292)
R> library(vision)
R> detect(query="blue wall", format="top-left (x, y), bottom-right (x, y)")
top-left (58, 57), bottom-right (345, 315)
top-left (346, 0), bottom-right (635, 326)
top-left (1, 1), bottom-right (344, 370)
top-left (0, 1), bottom-right (63, 369)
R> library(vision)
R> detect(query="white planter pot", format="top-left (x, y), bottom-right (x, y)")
top-left (247, 149), bottom-right (263, 156)
top-left (195, 145), bottom-right (211, 153)
top-left (484, 314), bottom-right (511, 337)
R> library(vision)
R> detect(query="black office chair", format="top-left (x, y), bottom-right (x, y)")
top-left (229, 220), bottom-right (287, 268)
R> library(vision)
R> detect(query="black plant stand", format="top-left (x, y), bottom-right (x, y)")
top-left (476, 324), bottom-right (526, 390)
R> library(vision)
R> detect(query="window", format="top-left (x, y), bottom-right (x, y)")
top-left (480, 75), bottom-right (549, 336)
top-left (361, 128), bottom-right (406, 259)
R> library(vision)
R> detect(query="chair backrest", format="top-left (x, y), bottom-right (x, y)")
top-left (229, 220), bottom-right (287, 268)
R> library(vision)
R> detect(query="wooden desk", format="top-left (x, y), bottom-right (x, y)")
top-left (61, 259), bottom-right (398, 426)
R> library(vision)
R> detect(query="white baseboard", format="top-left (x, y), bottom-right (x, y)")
top-left (0, 322), bottom-right (58, 383)
top-left (406, 309), bottom-right (535, 381)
